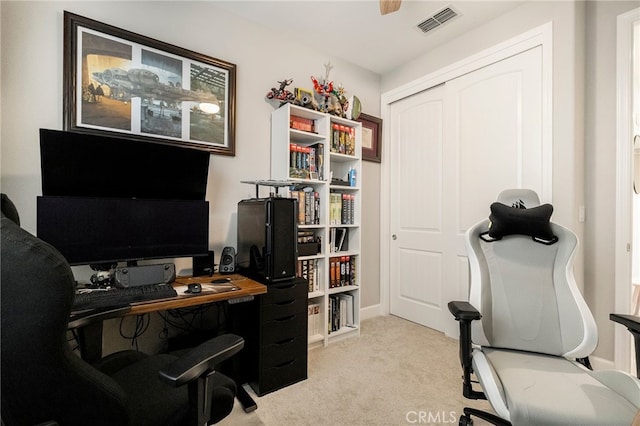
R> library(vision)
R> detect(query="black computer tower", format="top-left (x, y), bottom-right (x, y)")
top-left (237, 197), bottom-right (297, 283)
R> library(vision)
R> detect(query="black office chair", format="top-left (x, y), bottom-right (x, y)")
top-left (0, 194), bottom-right (243, 426)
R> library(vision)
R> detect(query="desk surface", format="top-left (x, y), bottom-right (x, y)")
top-left (125, 273), bottom-right (267, 315)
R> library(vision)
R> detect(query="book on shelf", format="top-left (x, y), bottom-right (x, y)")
top-left (310, 143), bottom-right (324, 181)
top-left (338, 293), bottom-right (355, 327)
top-left (328, 296), bottom-right (336, 333)
top-left (308, 302), bottom-right (321, 337)
top-left (341, 194), bottom-right (348, 225)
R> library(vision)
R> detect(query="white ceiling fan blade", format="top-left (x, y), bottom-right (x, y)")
top-left (380, 0), bottom-right (402, 15)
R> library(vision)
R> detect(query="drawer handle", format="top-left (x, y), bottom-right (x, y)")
top-left (275, 337), bottom-right (296, 345)
top-left (275, 315), bottom-right (295, 322)
top-left (276, 300), bottom-right (296, 306)
top-left (275, 359), bottom-right (295, 368)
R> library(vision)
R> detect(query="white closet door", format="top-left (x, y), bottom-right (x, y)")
top-left (389, 46), bottom-right (545, 335)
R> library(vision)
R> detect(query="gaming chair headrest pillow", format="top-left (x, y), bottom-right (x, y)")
top-left (485, 202), bottom-right (557, 244)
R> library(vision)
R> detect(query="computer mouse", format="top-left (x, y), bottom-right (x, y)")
top-left (187, 283), bottom-right (202, 294)
top-left (211, 277), bottom-right (231, 284)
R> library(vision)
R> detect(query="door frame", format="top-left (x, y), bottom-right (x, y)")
top-left (379, 23), bottom-right (553, 320)
top-left (614, 7), bottom-right (639, 373)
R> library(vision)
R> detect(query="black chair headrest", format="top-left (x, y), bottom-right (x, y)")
top-left (1, 194), bottom-right (20, 226)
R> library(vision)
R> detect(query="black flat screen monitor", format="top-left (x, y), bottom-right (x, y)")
top-left (39, 129), bottom-right (210, 200)
top-left (37, 196), bottom-right (209, 267)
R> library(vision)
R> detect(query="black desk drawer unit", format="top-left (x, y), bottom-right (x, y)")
top-left (229, 278), bottom-right (308, 396)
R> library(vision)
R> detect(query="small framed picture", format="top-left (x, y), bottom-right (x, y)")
top-left (357, 113), bottom-right (382, 163)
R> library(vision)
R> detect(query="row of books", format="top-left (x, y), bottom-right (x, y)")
top-left (329, 255), bottom-right (356, 288)
top-left (328, 293), bottom-right (355, 333)
top-left (297, 258), bottom-right (320, 293)
top-left (289, 142), bottom-right (324, 180)
top-left (291, 188), bottom-right (320, 225)
top-left (308, 302), bottom-right (322, 338)
top-left (330, 123), bottom-right (356, 156)
top-left (329, 192), bottom-right (356, 225)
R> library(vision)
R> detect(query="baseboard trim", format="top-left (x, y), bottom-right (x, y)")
top-left (360, 304), bottom-right (382, 321)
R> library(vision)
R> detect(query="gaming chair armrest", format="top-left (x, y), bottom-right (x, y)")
top-left (448, 301), bottom-right (481, 321)
top-left (158, 334), bottom-right (244, 426)
top-left (158, 334), bottom-right (244, 387)
top-left (610, 313), bottom-right (640, 334)
top-left (448, 301), bottom-right (485, 400)
top-left (610, 313), bottom-right (640, 379)
top-left (68, 305), bottom-right (132, 330)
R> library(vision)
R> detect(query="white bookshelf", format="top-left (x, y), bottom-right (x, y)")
top-left (271, 103), bottom-right (362, 347)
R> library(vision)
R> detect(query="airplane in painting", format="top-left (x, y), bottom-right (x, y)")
top-left (91, 68), bottom-right (219, 108)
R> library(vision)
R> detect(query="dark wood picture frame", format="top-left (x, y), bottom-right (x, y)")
top-left (357, 113), bottom-right (382, 163)
top-left (63, 11), bottom-right (236, 156)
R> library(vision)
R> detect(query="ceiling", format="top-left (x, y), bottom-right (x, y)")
top-left (215, 0), bottom-right (524, 75)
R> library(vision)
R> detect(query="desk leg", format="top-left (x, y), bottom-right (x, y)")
top-left (236, 384), bottom-right (257, 413)
top-left (76, 321), bottom-right (103, 363)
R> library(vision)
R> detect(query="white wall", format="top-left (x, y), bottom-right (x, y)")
top-left (381, 0), bottom-right (637, 363)
top-left (0, 1), bottom-right (381, 352)
top-left (584, 0), bottom-right (639, 362)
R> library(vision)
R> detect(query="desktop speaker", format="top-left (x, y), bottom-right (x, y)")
top-left (193, 250), bottom-right (215, 277)
top-left (219, 246), bottom-right (236, 273)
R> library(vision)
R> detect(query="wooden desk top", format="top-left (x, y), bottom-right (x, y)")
top-left (126, 273), bottom-right (267, 316)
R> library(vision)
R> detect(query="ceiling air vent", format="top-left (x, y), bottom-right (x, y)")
top-left (416, 6), bottom-right (459, 34)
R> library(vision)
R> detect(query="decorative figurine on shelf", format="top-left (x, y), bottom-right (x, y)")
top-left (332, 83), bottom-right (349, 118)
top-left (347, 95), bottom-right (362, 120)
top-left (294, 87), bottom-right (319, 110)
top-left (311, 62), bottom-right (337, 114)
top-left (266, 78), bottom-right (295, 106)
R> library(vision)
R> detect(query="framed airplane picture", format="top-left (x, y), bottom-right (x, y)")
top-left (63, 11), bottom-right (236, 155)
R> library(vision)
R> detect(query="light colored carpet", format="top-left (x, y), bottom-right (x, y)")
top-left (220, 315), bottom-right (493, 425)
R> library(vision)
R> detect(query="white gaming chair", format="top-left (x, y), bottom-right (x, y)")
top-left (449, 189), bottom-right (640, 425)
